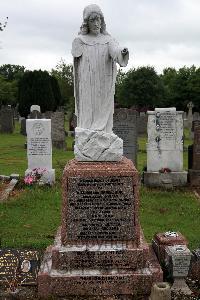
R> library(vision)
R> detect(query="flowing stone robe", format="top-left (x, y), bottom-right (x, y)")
top-left (72, 33), bottom-right (129, 133)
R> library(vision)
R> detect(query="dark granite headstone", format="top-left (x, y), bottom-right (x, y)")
top-left (188, 145), bottom-right (193, 170)
top-left (20, 118), bottom-right (26, 135)
top-left (0, 106), bottom-right (14, 133)
top-left (189, 120), bottom-right (200, 186)
top-left (0, 249), bottom-right (40, 285)
top-left (113, 109), bottom-right (138, 164)
top-left (51, 111), bottom-right (66, 149)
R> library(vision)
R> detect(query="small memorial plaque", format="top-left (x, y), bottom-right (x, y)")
top-left (0, 249), bottom-right (40, 285)
top-left (165, 245), bottom-right (191, 277)
top-left (66, 176), bottom-right (135, 241)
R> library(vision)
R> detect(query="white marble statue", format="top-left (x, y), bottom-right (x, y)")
top-left (72, 4), bottom-right (129, 161)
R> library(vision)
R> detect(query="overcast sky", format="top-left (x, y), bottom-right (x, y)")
top-left (0, 0), bottom-right (200, 74)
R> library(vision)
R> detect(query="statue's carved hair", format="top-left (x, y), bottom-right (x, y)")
top-left (79, 4), bottom-right (108, 35)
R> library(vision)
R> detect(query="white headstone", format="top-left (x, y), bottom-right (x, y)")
top-left (146, 107), bottom-right (184, 172)
top-left (25, 119), bottom-right (55, 184)
top-left (30, 105), bottom-right (41, 113)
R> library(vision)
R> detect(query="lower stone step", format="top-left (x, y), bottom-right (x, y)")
top-left (38, 246), bottom-right (162, 298)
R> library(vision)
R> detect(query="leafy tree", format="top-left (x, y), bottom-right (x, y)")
top-left (116, 66), bottom-right (164, 109)
top-left (0, 75), bottom-right (17, 107)
top-left (161, 66), bottom-right (200, 111)
top-left (18, 70), bottom-right (61, 117)
top-left (51, 59), bottom-right (74, 112)
top-left (0, 64), bottom-right (25, 81)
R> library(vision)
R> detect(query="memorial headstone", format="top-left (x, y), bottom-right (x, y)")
top-left (20, 118), bottom-right (26, 135)
top-left (165, 245), bottom-right (192, 295)
top-left (51, 111), bottom-right (66, 149)
top-left (193, 111), bottom-right (200, 121)
top-left (38, 5), bottom-right (162, 299)
top-left (25, 119), bottom-right (55, 184)
top-left (152, 231), bottom-right (188, 265)
top-left (137, 112), bottom-right (148, 135)
top-left (113, 108), bottom-right (138, 164)
top-left (189, 120), bottom-right (200, 186)
top-left (0, 105), bottom-right (14, 133)
top-left (29, 105), bottom-right (42, 119)
top-left (189, 248), bottom-right (200, 281)
top-left (187, 101), bottom-right (194, 138)
top-left (143, 107), bottom-right (187, 187)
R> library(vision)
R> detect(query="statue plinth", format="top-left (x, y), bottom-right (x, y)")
top-left (38, 158), bottom-right (162, 298)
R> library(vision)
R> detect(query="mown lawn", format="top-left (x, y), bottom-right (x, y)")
top-left (0, 121), bottom-right (199, 250)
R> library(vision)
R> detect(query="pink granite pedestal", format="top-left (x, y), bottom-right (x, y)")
top-left (38, 158), bottom-right (162, 299)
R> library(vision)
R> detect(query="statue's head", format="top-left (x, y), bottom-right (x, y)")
top-left (79, 4), bottom-right (108, 35)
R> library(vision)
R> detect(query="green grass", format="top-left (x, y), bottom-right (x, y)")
top-left (0, 122), bottom-right (199, 250)
top-left (140, 187), bottom-right (200, 249)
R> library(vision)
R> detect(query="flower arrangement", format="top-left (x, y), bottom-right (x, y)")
top-left (24, 168), bottom-right (47, 185)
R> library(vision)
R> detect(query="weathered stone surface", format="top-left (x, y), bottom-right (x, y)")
top-left (74, 127), bottom-right (123, 161)
top-left (144, 107), bottom-right (187, 187)
top-left (30, 105), bottom-right (41, 112)
top-left (38, 158), bottom-right (163, 298)
top-left (0, 178), bottom-right (18, 202)
top-left (113, 108), bottom-right (138, 164)
top-left (52, 227), bottom-right (149, 271)
top-left (25, 119), bottom-right (55, 184)
top-left (38, 244), bottom-right (162, 298)
top-left (149, 282), bottom-right (171, 300)
top-left (165, 245), bottom-right (192, 277)
top-left (189, 120), bottom-right (200, 186)
top-left (51, 111), bottom-right (66, 149)
top-left (0, 106), bottom-right (14, 133)
top-left (152, 231), bottom-right (188, 264)
top-left (61, 157), bottom-right (140, 245)
top-left (20, 118), bottom-right (26, 135)
top-left (147, 108), bottom-right (184, 172)
top-left (137, 112), bottom-right (148, 135)
top-left (143, 171), bottom-right (187, 187)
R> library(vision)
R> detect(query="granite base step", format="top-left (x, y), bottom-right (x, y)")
top-left (143, 171), bottom-right (188, 187)
top-left (51, 228), bottom-right (149, 271)
top-left (38, 245), bottom-right (162, 298)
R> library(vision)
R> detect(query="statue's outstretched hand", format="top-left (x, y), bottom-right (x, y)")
top-left (121, 48), bottom-right (128, 56)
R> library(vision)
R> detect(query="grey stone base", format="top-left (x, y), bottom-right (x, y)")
top-left (188, 169), bottom-right (200, 186)
top-left (143, 171), bottom-right (188, 187)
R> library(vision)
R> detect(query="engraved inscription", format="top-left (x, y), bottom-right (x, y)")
top-left (67, 177), bottom-right (135, 240)
top-left (28, 137), bottom-right (51, 155)
top-left (157, 111), bottom-right (176, 141)
top-left (0, 249), bottom-right (39, 285)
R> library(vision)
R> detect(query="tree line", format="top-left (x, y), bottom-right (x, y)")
top-left (0, 63), bottom-right (199, 117)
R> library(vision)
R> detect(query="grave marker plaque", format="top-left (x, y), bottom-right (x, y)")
top-left (0, 249), bottom-right (39, 285)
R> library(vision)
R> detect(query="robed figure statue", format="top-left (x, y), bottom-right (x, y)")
top-left (72, 4), bottom-right (129, 161)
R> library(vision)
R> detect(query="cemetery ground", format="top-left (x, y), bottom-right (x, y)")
top-left (0, 124), bottom-right (199, 249)
top-left (0, 123), bottom-right (200, 299)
